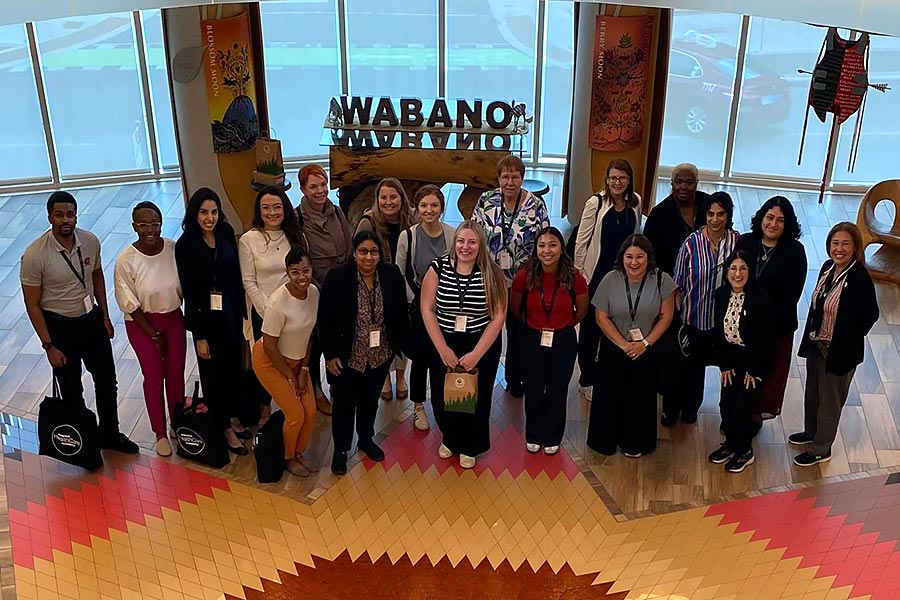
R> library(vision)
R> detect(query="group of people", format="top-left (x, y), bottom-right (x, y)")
top-left (20, 157), bottom-right (879, 480)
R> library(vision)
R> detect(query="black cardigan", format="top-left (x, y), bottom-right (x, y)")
top-left (174, 222), bottom-right (245, 341)
top-left (798, 260), bottom-right (879, 376)
top-left (713, 284), bottom-right (774, 378)
top-left (317, 262), bottom-right (409, 365)
top-left (736, 233), bottom-right (807, 337)
top-left (642, 190), bottom-right (711, 275)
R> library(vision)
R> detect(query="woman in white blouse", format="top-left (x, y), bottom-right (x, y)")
top-left (114, 201), bottom-right (185, 457)
top-left (238, 187), bottom-right (305, 419)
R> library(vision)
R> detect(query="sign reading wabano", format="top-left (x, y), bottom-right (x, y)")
top-left (323, 96), bottom-right (531, 151)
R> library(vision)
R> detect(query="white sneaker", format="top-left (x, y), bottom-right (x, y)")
top-left (438, 443), bottom-right (453, 459)
top-left (579, 386), bottom-right (593, 401)
top-left (413, 404), bottom-right (430, 430)
top-left (544, 445), bottom-right (560, 455)
top-left (155, 437), bottom-right (172, 457)
top-left (459, 454), bottom-right (476, 469)
top-left (526, 443), bottom-right (541, 453)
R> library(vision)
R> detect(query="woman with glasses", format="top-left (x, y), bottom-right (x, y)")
top-left (114, 201), bottom-right (186, 457)
top-left (573, 159), bottom-right (642, 398)
top-left (318, 231), bottom-right (409, 476)
top-left (707, 251), bottom-right (773, 473)
top-left (239, 186), bottom-right (305, 420)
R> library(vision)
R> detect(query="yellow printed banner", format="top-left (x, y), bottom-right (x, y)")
top-left (200, 12), bottom-right (260, 153)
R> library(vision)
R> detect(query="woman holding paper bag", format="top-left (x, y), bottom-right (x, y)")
top-left (587, 235), bottom-right (675, 457)
top-left (510, 227), bottom-right (589, 455)
top-left (420, 222), bottom-right (507, 469)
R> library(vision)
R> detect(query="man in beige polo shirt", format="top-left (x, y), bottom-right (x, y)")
top-left (20, 191), bottom-right (139, 454)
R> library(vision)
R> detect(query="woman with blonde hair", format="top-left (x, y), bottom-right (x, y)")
top-left (356, 177), bottom-right (417, 402)
top-left (420, 221), bottom-right (507, 469)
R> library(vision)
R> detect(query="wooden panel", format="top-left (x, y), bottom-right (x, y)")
top-left (329, 146), bottom-right (507, 189)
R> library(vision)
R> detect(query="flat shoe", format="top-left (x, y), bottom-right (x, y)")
top-left (228, 444), bottom-right (249, 456)
top-left (155, 437), bottom-right (172, 457)
top-left (286, 460), bottom-right (310, 477)
top-left (396, 388), bottom-right (409, 401)
top-left (233, 428), bottom-right (253, 440)
top-left (544, 445), bottom-right (560, 456)
top-left (380, 390), bottom-right (393, 401)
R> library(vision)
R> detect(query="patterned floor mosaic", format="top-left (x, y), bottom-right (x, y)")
top-left (5, 408), bottom-right (900, 600)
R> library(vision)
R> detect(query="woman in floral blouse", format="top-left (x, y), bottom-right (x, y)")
top-left (472, 155), bottom-right (549, 397)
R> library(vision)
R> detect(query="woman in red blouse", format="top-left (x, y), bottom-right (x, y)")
top-left (511, 227), bottom-right (589, 454)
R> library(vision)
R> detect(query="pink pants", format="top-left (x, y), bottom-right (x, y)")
top-left (125, 310), bottom-right (187, 436)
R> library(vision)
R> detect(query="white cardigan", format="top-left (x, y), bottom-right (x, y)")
top-left (573, 190), bottom-right (642, 281)
top-left (395, 222), bottom-right (456, 302)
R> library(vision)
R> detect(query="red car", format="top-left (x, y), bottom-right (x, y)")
top-left (667, 31), bottom-right (790, 136)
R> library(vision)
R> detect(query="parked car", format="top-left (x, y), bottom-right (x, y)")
top-left (667, 31), bottom-right (790, 136)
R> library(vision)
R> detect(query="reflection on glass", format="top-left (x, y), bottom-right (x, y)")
top-left (0, 23), bottom-right (51, 182)
top-left (659, 11), bottom-right (742, 172)
top-left (35, 13), bottom-right (150, 177)
top-left (540, 1), bottom-right (574, 157)
top-left (447, 0), bottom-right (537, 158)
top-left (261, 0), bottom-right (341, 158)
top-left (731, 17), bottom-right (829, 179)
top-left (141, 9), bottom-right (178, 169)
top-left (346, 0), bottom-right (437, 98)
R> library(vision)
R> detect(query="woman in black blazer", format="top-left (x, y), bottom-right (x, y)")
top-left (736, 196), bottom-right (807, 424)
top-left (174, 188), bottom-right (250, 454)
top-left (318, 230), bottom-right (409, 475)
top-left (708, 251), bottom-right (773, 473)
top-left (791, 222), bottom-right (879, 467)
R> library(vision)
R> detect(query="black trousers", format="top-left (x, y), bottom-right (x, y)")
top-left (662, 325), bottom-right (714, 418)
top-left (408, 309), bottom-right (434, 404)
top-left (720, 365), bottom-right (761, 454)
top-left (330, 360), bottom-right (392, 453)
top-left (308, 326), bottom-right (324, 392)
top-left (249, 308), bottom-right (272, 407)
top-left (195, 331), bottom-right (243, 430)
top-left (521, 326), bottom-right (577, 446)
top-left (429, 330), bottom-right (502, 457)
top-left (587, 339), bottom-right (658, 455)
top-left (44, 308), bottom-right (120, 438)
top-left (503, 290), bottom-right (524, 389)
top-left (577, 314), bottom-right (601, 387)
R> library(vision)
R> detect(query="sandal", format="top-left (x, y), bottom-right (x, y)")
top-left (380, 383), bottom-right (393, 401)
top-left (396, 386), bottom-right (409, 401)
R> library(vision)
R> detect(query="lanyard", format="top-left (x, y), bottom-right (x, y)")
top-left (625, 273), bottom-right (648, 327)
top-left (539, 281), bottom-right (560, 323)
top-left (59, 248), bottom-right (86, 290)
top-left (452, 260), bottom-right (474, 312)
top-left (499, 190), bottom-right (523, 249)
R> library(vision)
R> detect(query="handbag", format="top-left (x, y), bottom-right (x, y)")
top-left (38, 376), bottom-right (103, 471)
top-left (173, 381), bottom-right (230, 468)
top-left (444, 367), bottom-right (478, 413)
top-left (253, 410), bottom-right (285, 483)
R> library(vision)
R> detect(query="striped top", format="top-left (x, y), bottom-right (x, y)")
top-left (810, 262), bottom-right (853, 343)
top-left (430, 255), bottom-right (490, 334)
top-left (674, 228), bottom-right (740, 330)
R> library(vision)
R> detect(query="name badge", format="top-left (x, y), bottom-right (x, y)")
top-left (369, 330), bottom-right (381, 348)
top-left (628, 328), bottom-right (644, 342)
top-left (499, 251), bottom-right (512, 270)
top-left (540, 329), bottom-right (554, 347)
top-left (83, 296), bottom-right (94, 314)
top-left (454, 315), bottom-right (468, 332)
top-left (210, 292), bottom-right (223, 311)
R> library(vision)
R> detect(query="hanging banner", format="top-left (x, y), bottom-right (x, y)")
top-left (588, 15), bottom-right (654, 152)
top-left (200, 12), bottom-right (260, 153)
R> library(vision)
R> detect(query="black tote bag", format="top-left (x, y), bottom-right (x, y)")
top-left (173, 381), bottom-right (230, 468)
top-left (38, 377), bottom-right (103, 471)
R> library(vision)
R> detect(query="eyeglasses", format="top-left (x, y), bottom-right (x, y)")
top-left (134, 222), bottom-right (161, 231)
top-left (356, 248), bottom-right (380, 256)
top-left (607, 176), bottom-right (629, 184)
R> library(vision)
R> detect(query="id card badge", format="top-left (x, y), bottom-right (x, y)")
top-left (499, 251), bottom-right (512, 270)
top-left (209, 292), bottom-right (223, 311)
top-left (454, 315), bottom-right (468, 332)
top-left (628, 328), bottom-right (644, 342)
top-left (83, 296), bottom-right (94, 314)
top-left (540, 329), bottom-right (554, 348)
top-left (369, 330), bottom-right (381, 348)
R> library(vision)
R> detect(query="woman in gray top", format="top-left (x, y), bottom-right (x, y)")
top-left (395, 185), bottom-right (456, 431)
top-left (587, 234), bottom-right (675, 457)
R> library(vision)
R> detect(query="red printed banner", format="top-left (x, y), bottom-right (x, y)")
top-left (589, 15), bottom-right (654, 152)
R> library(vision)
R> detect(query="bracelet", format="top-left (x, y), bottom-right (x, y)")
top-left (301, 366), bottom-right (309, 371)
top-left (151, 331), bottom-right (162, 340)
top-left (41, 341), bottom-right (53, 351)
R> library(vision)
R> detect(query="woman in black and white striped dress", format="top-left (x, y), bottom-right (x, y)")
top-left (420, 221), bottom-right (507, 469)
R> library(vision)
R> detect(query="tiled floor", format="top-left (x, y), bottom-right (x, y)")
top-left (2, 176), bottom-right (900, 598)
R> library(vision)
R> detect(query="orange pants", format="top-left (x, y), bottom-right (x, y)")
top-left (251, 340), bottom-right (316, 459)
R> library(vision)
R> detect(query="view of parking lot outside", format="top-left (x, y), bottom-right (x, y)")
top-left (0, 4), bottom-right (895, 186)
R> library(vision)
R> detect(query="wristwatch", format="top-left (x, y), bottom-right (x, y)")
top-left (41, 341), bottom-right (53, 351)
top-left (641, 339), bottom-right (650, 348)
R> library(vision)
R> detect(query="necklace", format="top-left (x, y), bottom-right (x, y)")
top-left (760, 243), bottom-right (776, 262)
